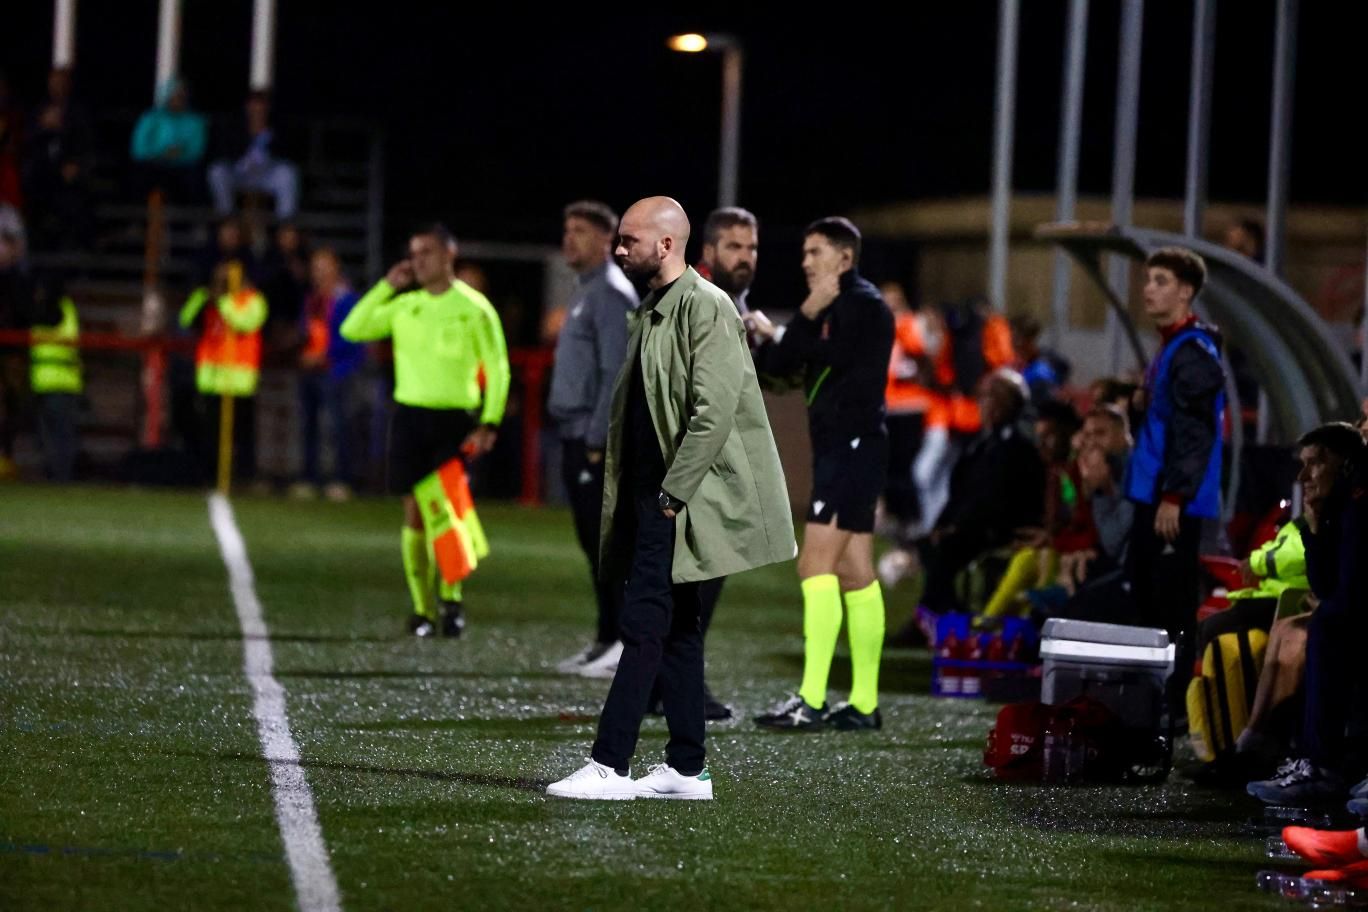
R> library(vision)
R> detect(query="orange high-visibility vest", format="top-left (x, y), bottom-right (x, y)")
top-left (192, 290), bottom-right (267, 396)
top-left (887, 312), bottom-right (934, 415)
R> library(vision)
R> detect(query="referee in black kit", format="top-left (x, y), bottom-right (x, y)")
top-left (745, 217), bottom-right (895, 731)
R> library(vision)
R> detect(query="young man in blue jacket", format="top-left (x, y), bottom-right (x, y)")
top-left (1123, 246), bottom-right (1225, 719)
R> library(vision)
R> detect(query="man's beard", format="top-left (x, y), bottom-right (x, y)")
top-left (712, 263), bottom-right (753, 296)
top-left (618, 253), bottom-right (661, 285)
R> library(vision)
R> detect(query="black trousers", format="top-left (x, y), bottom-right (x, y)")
top-left (591, 492), bottom-right (705, 775)
top-left (1127, 501), bottom-right (1203, 717)
top-left (1301, 598), bottom-right (1365, 770)
top-left (561, 438), bottom-right (622, 645)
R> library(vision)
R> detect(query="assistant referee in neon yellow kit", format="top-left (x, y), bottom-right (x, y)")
top-left (341, 223), bottom-right (510, 638)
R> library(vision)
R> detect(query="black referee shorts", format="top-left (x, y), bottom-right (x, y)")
top-left (805, 430), bottom-right (889, 533)
top-left (387, 403), bottom-right (477, 494)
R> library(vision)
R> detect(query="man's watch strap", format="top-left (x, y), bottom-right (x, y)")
top-left (657, 490), bottom-right (684, 512)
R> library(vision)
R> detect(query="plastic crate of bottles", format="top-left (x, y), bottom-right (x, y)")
top-left (931, 613), bottom-right (1040, 699)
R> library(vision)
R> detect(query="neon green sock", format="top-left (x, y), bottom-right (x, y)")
top-left (438, 578), bottom-right (462, 603)
top-left (844, 580), bottom-right (886, 714)
top-left (401, 526), bottom-right (436, 620)
top-left (798, 574), bottom-right (843, 709)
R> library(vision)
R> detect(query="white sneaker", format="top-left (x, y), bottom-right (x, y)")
top-left (287, 481), bottom-right (318, 500)
top-left (577, 640), bottom-right (623, 679)
top-left (556, 642), bottom-right (600, 674)
top-left (323, 482), bottom-right (353, 502)
top-left (546, 760), bottom-right (637, 800)
top-left (635, 764), bottom-right (713, 800)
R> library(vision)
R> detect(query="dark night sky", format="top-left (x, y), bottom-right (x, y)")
top-left (4, 2), bottom-right (1366, 257)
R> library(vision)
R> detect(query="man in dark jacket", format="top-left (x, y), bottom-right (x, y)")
top-left (1247, 422), bottom-right (1367, 805)
top-left (918, 368), bottom-right (1046, 615)
top-left (1123, 246), bottom-right (1225, 718)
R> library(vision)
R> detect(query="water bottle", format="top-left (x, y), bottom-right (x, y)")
top-left (937, 628), bottom-right (961, 695)
top-left (962, 634), bottom-right (984, 697)
top-left (984, 631), bottom-right (1007, 681)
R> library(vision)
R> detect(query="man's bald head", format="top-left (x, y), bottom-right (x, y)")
top-left (615, 196), bottom-right (691, 288)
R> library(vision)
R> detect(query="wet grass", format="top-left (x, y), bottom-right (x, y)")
top-left (0, 484), bottom-right (1288, 910)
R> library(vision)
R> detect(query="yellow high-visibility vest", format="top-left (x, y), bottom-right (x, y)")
top-left (30, 297), bottom-right (83, 395)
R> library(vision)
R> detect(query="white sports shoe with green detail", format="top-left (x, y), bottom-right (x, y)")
top-left (635, 764), bottom-right (713, 800)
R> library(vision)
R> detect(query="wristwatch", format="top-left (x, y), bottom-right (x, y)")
top-left (657, 490), bottom-right (684, 512)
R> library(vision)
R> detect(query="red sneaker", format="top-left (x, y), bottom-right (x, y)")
top-left (1283, 827), bottom-right (1365, 868)
top-left (1303, 860), bottom-right (1368, 886)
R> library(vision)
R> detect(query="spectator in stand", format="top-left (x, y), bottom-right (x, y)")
top-left (1010, 313), bottom-right (1070, 408)
top-left (23, 67), bottom-right (94, 251)
top-left (0, 71), bottom-right (24, 209)
top-left (258, 222), bottom-right (310, 359)
top-left (292, 247), bottom-right (364, 501)
top-left (130, 78), bottom-right (207, 204)
top-left (1247, 423), bottom-right (1367, 805)
top-left (196, 215), bottom-right (258, 286)
top-left (207, 92), bottom-right (300, 220)
top-left (1124, 248), bottom-right (1225, 719)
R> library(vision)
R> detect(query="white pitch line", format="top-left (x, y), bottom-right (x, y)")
top-left (208, 493), bottom-right (342, 912)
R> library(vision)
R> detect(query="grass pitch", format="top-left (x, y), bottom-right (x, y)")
top-left (1, 484), bottom-right (1289, 910)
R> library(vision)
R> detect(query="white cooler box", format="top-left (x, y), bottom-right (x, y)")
top-left (1040, 619), bottom-right (1175, 730)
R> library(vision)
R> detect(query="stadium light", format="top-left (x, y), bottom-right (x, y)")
top-left (668, 32), bottom-right (743, 208)
top-left (667, 33), bottom-right (709, 53)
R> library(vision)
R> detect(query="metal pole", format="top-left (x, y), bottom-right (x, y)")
top-left (988, 0), bottom-right (1020, 314)
top-left (1361, 231), bottom-right (1368, 391)
top-left (52, 0), bottom-right (77, 67)
top-left (718, 46), bottom-right (743, 209)
top-left (1183, 0), bottom-right (1217, 238)
top-left (1107, 0), bottom-right (1144, 371)
top-left (1261, 0), bottom-right (1298, 443)
top-left (250, 0), bottom-right (277, 91)
top-left (155, 0), bottom-right (182, 96)
top-left (1265, 0), bottom-right (1298, 278)
top-left (1050, 0), bottom-right (1089, 348)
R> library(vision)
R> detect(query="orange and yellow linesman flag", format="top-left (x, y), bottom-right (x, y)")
top-left (413, 458), bottom-right (490, 585)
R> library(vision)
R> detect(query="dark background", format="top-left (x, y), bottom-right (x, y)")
top-left (3, 1), bottom-right (1365, 299)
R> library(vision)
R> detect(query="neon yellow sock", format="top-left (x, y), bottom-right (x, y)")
top-left (401, 526), bottom-right (436, 620)
top-left (798, 574), bottom-right (843, 709)
top-left (981, 547), bottom-right (1045, 619)
top-left (844, 580), bottom-right (886, 714)
top-left (438, 578), bottom-right (462, 603)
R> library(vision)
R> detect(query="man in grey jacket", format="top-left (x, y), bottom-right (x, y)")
top-left (549, 200), bottom-right (639, 679)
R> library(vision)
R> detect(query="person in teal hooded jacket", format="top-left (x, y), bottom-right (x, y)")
top-left (130, 78), bottom-right (206, 203)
